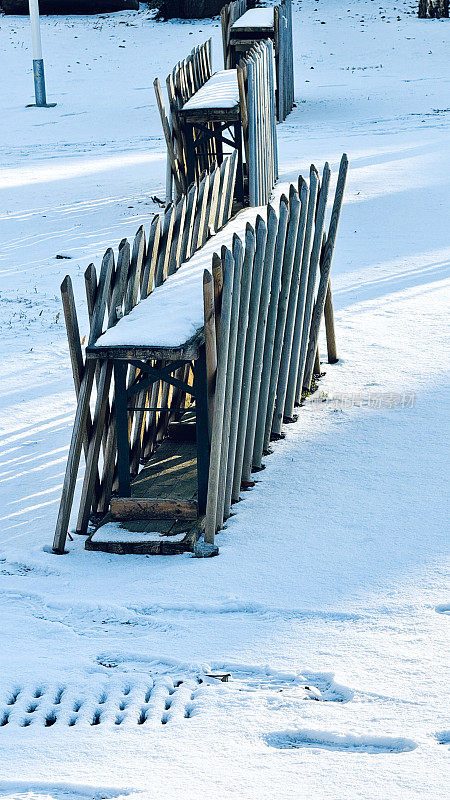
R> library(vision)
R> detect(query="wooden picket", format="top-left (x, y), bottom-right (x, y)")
top-left (203, 156), bottom-right (349, 543)
top-left (238, 39), bottom-right (278, 206)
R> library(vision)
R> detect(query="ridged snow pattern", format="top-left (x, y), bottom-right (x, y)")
top-left (0, 676), bottom-right (201, 729)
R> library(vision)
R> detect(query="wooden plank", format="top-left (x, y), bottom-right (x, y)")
top-left (212, 251), bottom-right (223, 349)
top-left (204, 247), bottom-right (234, 545)
top-left (207, 165), bottom-right (221, 238)
top-left (295, 161), bottom-right (331, 403)
top-left (263, 190), bottom-right (300, 448)
top-left (242, 203), bottom-right (278, 481)
top-left (252, 194), bottom-right (289, 469)
top-left (87, 333), bottom-right (204, 364)
top-left (141, 215), bottom-right (161, 299)
top-left (75, 360), bottom-right (114, 536)
top-left (192, 172), bottom-right (210, 252)
top-left (215, 155), bottom-right (231, 231)
top-left (203, 269), bottom-right (217, 434)
top-left (52, 245), bottom-right (116, 552)
top-left (155, 202), bottom-right (175, 287)
top-left (228, 215), bottom-right (266, 507)
top-left (60, 275), bottom-right (101, 509)
top-left (284, 167), bottom-right (319, 418)
top-left (52, 361), bottom-right (96, 553)
top-left (86, 517), bottom-right (205, 556)
top-left (224, 149), bottom-right (238, 224)
top-left (153, 77), bottom-right (185, 197)
top-left (125, 227), bottom-right (145, 314)
top-left (179, 182), bottom-right (198, 263)
top-left (168, 195), bottom-right (186, 276)
top-left (215, 232), bottom-right (245, 530)
top-left (110, 497), bottom-right (198, 521)
top-left (303, 154), bottom-right (348, 389)
top-left (324, 281), bottom-right (338, 363)
top-left (89, 248), bottom-right (115, 345)
top-left (272, 180), bottom-right (308, 433)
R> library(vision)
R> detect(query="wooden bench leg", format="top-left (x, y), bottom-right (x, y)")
top-left (114, 361), bottom-right (131, 498)
top-left (185, 124), bottom-right (196, 188)
top-left (233, 120), bottom-right (245, 204)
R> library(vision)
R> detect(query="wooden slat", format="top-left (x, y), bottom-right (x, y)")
top-left (303, 154), bottom-right (348, 389)
top-left (295, 162), bottom-right (331, 403)
top-left (203, 269), bottom-right (217, 434)
top-left (110, 497), bottom-right (198, 521)
top-left (205, 247), bottom-right (235, 544)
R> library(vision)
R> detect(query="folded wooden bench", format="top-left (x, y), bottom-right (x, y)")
top-left (221, 0), bottom-right (294, 121)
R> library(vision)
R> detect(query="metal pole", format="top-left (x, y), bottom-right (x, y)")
top-left (28, 0), bottom-right (56, 108)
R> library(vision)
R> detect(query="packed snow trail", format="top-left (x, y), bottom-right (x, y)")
top-left (0, 2), bottom-right (449, 798)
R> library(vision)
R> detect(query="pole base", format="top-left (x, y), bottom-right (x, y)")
top-left (26, 102), bottom-right (57, 108)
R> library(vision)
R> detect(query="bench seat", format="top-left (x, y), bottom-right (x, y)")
top-left (89, 206), bottom-right (266, 360)
top-left (231, 7), bottom-right (274, 31)
top-left (182, 69), bottom-right (239, 112)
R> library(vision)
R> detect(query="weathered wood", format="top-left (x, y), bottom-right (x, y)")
top-left (284, 167), bottom-right (319, 418)
top-left (61, 276), bottom-right (101, 509)
top-left (242, 204), bottom-right (278, 481)
top-left (324, 282), bottom-right (338, 363)
top-left (52, 361), bottom-right (96, 553)
top-left (295, 162), bottom-right (331, 403)
top-left (216, 233), bottom-right (245, 530)
top-left (153, 77), bottom-right (185, 197)
top-left (212, 252), bottom-right (224, 349)
top-left (75, 361), bottom-right (114, 536)
top-left (141, 216), bottom-right (161, 298)
top-left (303, 154), bottom-right (348, 389)
top-left (252, 195), bottom-right (289, 469)
top-left (86, 517), bottom-right (205, 556)
top-left (52, 244), bottom-right (117, 552)
top-left (89, 248), bottom-right (115, 345)
top-left (263, 190), bottom-right (300, 449)
top-left (272, 180), bottom-right (308, 432)
top-left (203, 269), bottom-right (217, 434)
top-left (222, 227), bottom-right (254, 517)
top-left (110, 497), bottom-right (198, 521)
top-left (244, 40), bottom-right (278, 206)
top-left (230, 215), bottom-right (267, 504)
top-left (180, 183), bottom-right (198, 263)
top-left (418, 0), bottom-right (448, 17)
top-left (155, 203), bottom-right (175, 287)
top-left (205, 247), bottom-right (234, 544)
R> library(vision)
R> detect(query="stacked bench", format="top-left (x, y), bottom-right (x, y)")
top-left (221, 0), bottom-right (294, 121)
top-left (155, 38), bottom-right (278, 209)
top-left (52, 153), bottom-right (348, 556)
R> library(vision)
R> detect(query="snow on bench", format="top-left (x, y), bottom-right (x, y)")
top-left (183, 69), bottom-right (239, 111)
top-left (231, 8), bottom-right (274, 30)
top-left (95, 206), bottom-right (266, 351)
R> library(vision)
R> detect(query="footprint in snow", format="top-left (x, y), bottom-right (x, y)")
top-left (435, 731), bottom-right (450, 747)
top-left (264, 729), bottom-right (418, 753)
top-left (435, 604), bottom-right (450, 615)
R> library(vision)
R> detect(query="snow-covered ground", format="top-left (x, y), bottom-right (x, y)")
top-left (0, 1), bottom-right (449, 798)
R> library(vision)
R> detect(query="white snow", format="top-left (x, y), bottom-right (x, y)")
top-left (0, 3), bottom-right (449, 800)
top-left (231, 8), bottom-right (275, 30)
top-left (95, 207), bottom-right (265, 348)
top-left (183, 69), bottom-right (239, 110)
top-left (90, 522), bottom-right (188, 544)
